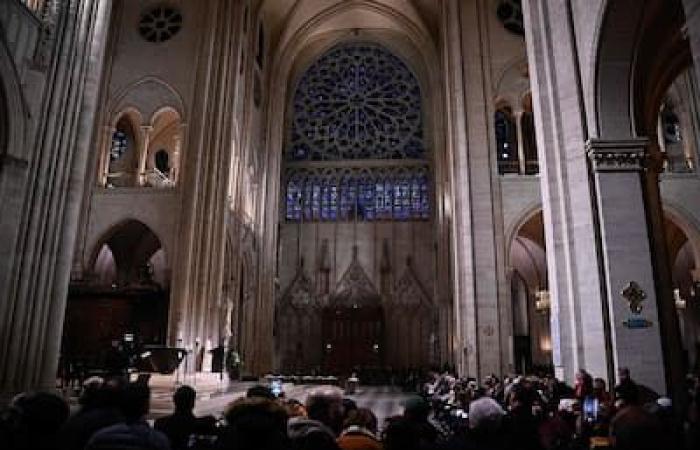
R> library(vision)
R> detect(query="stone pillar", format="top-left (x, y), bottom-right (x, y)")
top-left (97, 125), bottom-right (114, 186)
top-left (171, 123), bottom-right (185, 184)
top-left (169, 0), bottom-right (236, 371)
top-left (0, 0), bottom-right (113, 398)
top-left (137, 125), bottom-right (153, 186)
top-left (515, 110), bottom-right (526, 175)
top-left (683, 0), bottom-right (700, 90)
top-left (441, 0), bottom-right (506, 379)
top-left (586, 139), bottom-right (666, 393)
top-left (523, 0), bottom-right (610, 385)
top-left (441, 0), bottom-right (478, 377)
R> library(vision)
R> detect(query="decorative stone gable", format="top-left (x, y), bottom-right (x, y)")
top-left (331, 246), bottom-right (380, 308)
top-left (280, 259), bottom-right (316, 309)
top-left (393, 257), bottom-right (431, 309)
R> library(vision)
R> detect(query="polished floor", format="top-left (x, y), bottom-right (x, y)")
top-left (145, 374), bottom-right (413, 426)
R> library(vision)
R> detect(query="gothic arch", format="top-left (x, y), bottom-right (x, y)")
top-left (664, 203), bottom-right (700, 267)
top-left (505, 202), bottom-right (543, 257)
top-left (86, 217), bottom-right (168, 273)
top-left (108, 76), bottom-right (185, 123)
top-left (594, 0), bottom-right (690, 138)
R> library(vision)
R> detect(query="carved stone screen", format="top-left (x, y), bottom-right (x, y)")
top-left (277, 43), bottom-right (438, 373)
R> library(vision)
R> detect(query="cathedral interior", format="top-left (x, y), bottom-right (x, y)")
top-left (2, 0), bottom-right (700, 406)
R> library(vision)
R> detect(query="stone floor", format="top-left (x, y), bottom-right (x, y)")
top-left (145, 373), bottom-right (414, 427)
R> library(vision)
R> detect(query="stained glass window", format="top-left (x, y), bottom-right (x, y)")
top-left (496, 109), bottom-right (519, 174)
top-left (283, 43), bottom-right (430, 222)
top-left (287, 43), bottom-right (425, 161)
top-left (284, 168), bottom-right (430, 222)
top-left (110, 130), bottom-right (129, 161)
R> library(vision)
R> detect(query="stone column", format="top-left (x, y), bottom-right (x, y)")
top-left (586, 139), bottom-right (666, 393)
top-left (169, 0), bottom-right (237, 371)
top-left (0, 0), bottom-right (113, 398)
top-left (683, 0), bottom-right (700, 91)
top-left (523, 0), bottom-right (610, 385)
top-left (515, 110), bottom-right (526, 175)
top-left (441, 0), bottom-right (478, 377)
top-left (137, 125), bottom-right (153, 186)
top-left (441, 0), bottom-right (507, 379)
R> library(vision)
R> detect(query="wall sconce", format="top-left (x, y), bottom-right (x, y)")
top-left (535, 290), bottom-right (551, 314)
top-left (675, 288), bottom-right (687, 310)
top-left (540, 336), bottom-right (552, 352)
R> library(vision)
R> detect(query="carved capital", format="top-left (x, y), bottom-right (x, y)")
top-left (586, 138), bottom-right (649, 172)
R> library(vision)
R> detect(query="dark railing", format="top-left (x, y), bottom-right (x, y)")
top-left (498, 160), bottom-right (520, 175)
top-left (498, 160), bottom-right (539, 175)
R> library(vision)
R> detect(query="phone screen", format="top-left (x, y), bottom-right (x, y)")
top-left (271, 380), bottom-right (282, 397)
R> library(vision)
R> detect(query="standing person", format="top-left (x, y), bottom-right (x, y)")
top-left (155, 385), bottom-right (217, 450)
top-left (87, 383), bottom-right (170, 450)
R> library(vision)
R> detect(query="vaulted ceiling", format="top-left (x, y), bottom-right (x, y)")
top-left (259, 0), bottom-right (440, 56)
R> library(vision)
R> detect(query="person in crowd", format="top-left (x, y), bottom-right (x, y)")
top-left (337, 408), bottom-right (382, 450)
top-left (283, 398), bottom-right (308, 419)
top-left (342, 397), bottom-right (358, 422)
top-left (615, 367), bottom-right (658, 406)
top-left (288, 386), bottom-right (344, 450)
top-left (246, 384), bottom-right (276, 400)
top-left (154, 385), bottom-right (217, 450)
top-left (86, 382), bottom-right (170, 450)
top-left (504, 382), bottom-right (542, 450)
top-left (381, 416), bottom-right (422, 450)
top-left (537, 399), bottom-right (577, 450)
top-left (3, 391), bottom-right (70, 450)
top-left (608, 378), bottom-right (662, 450)
top-left (216, 397), bottom-right (289, 450)
top-left (59, 376), bottom-right (125, 450)
top-left (466, 397), bottom-right (508, 450)
top-left (402, 395), bottom-right (439, 448)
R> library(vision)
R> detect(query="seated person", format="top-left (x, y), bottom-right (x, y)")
top-left (216, 397), bottom-right (289, 450)
top-left (155, 385), bottom-right (217, 450)
top-left (86, 382), bottom-right (170, 450)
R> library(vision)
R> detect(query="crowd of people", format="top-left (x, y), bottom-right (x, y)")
top-left (1, 367), bottom-right (699, 450)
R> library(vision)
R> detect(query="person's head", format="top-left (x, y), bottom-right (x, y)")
top-left (120, 382), bottom-right (150, 422)
top-left (593, 377), bottom-right (606, 393)
top-left (382, 416), bottom-right (420, 450)
top-left (343, 408), bottom-right (378, 433)
top-left (79, 376), bottom-right (105, 408)
top-left (618, 367), bottom-right (631, 383)
top-left (614, 379), bottom-right (640, 408)
top-left (11, 391), bottom-right (70, 435)
top-left (469, 397), bottom-right (505, 434)
top-left (222, 397), bottom-right (289, 450)
top-left (282, 398), bottom-right (307, 418)
top-left (247, 384), bottom-right (276, 400)
top-left (173, 385), bottom-right (196, 412)
top-left (403, 396), bottom-right (430, 422)
top-left (342, 397), bottom-right (357, 419)
top-left (305, 386), bottom-right (344, 435)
